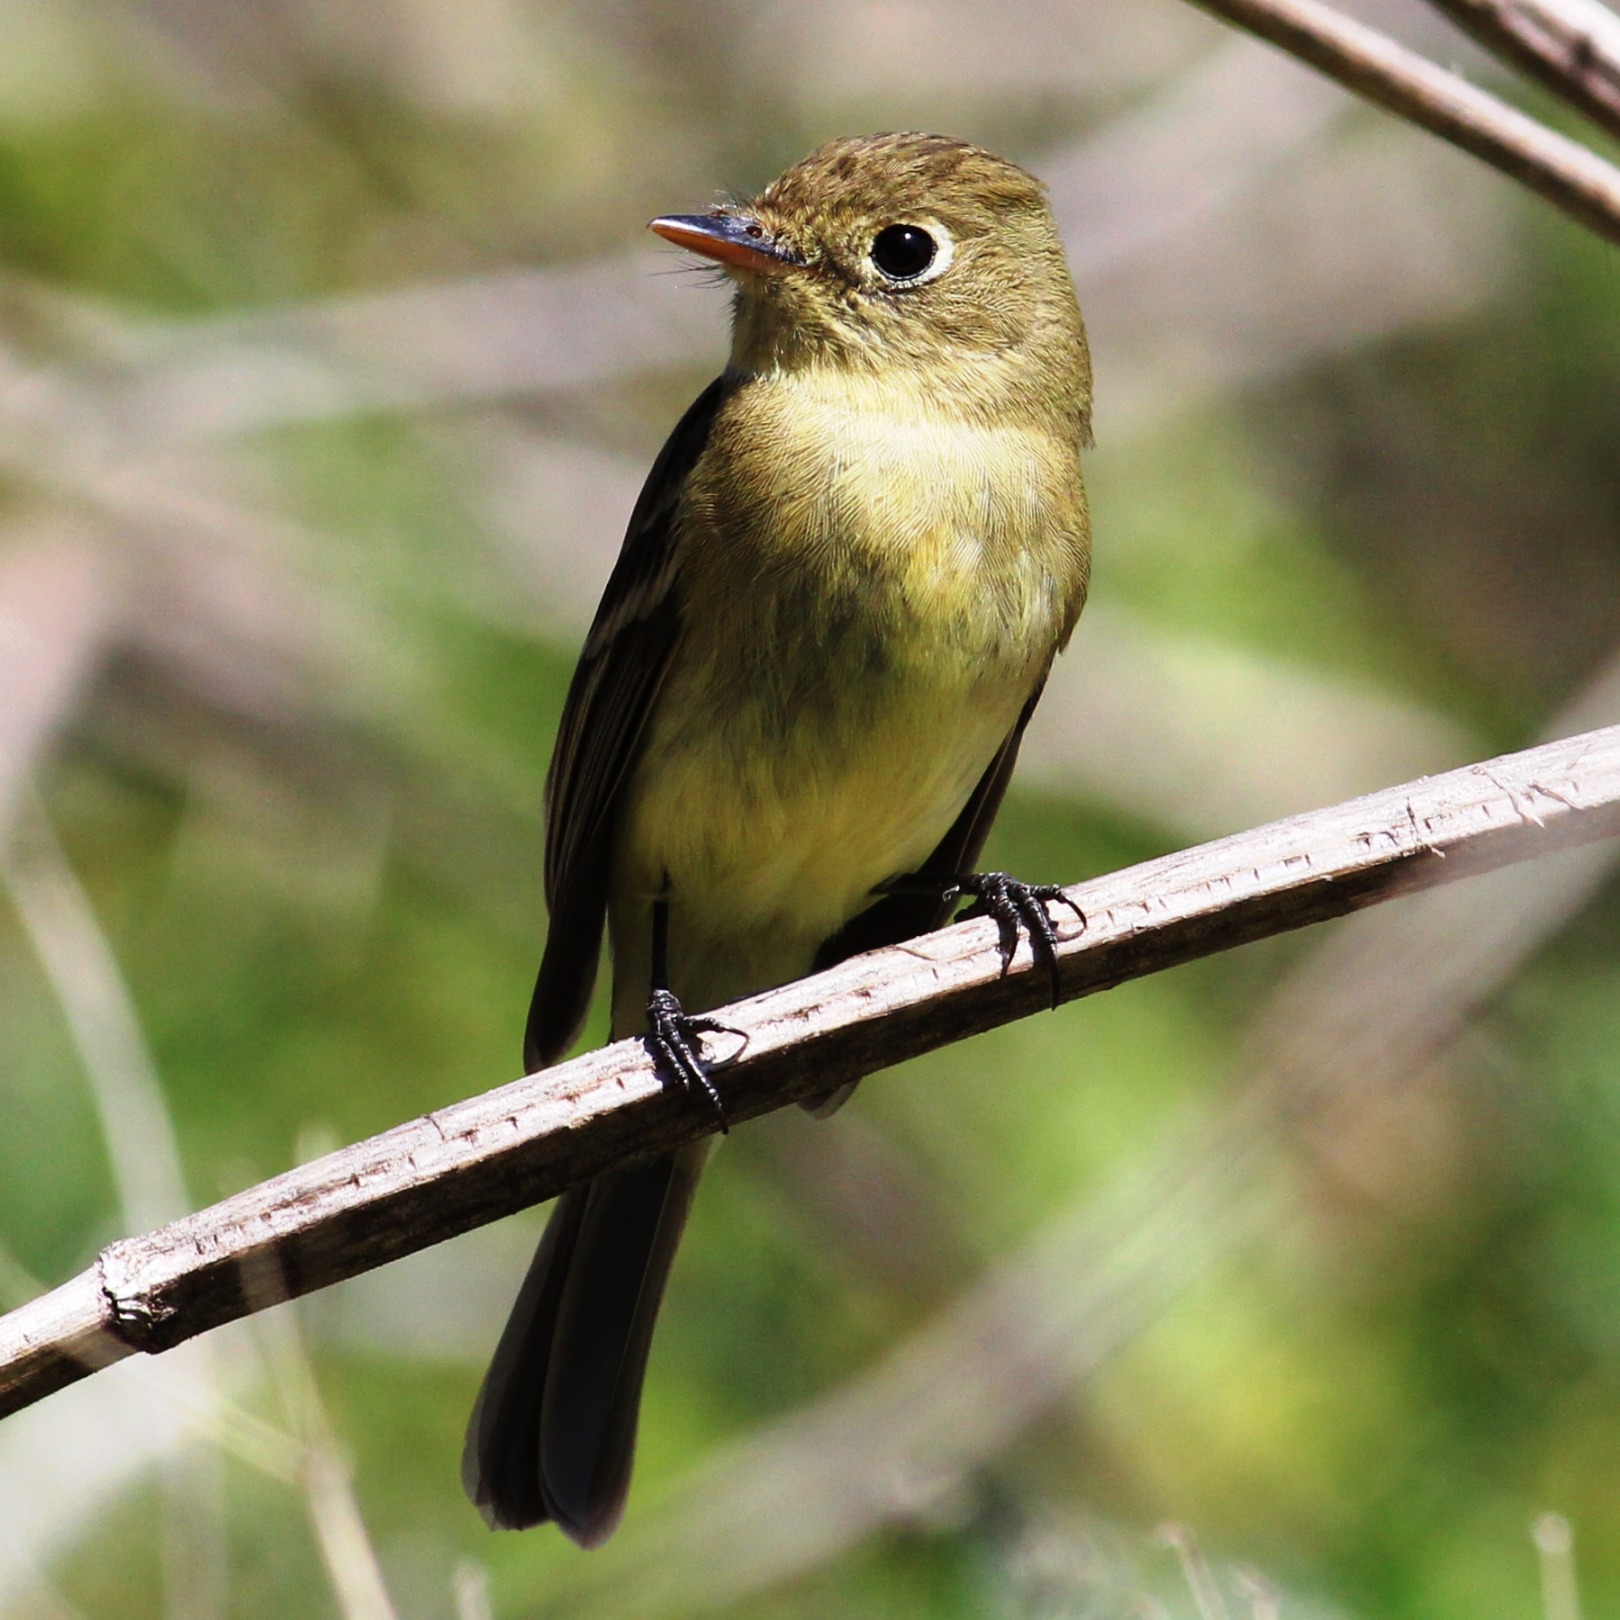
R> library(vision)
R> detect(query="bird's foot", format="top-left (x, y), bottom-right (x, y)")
top-left (956, 873), bottom-right (1085, 1006)
top-left (882, 870), bottom-right (1085, 1007)
top-left (645, 988), bottom-right (746, 1134)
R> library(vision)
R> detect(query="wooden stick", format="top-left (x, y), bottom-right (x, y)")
top-left (1182, 0), bottom-right (1620, 244)
top-left (4, 724), bottom-right (1620, 1422)
top-left (1427, 0), bottom-right (1620, 144)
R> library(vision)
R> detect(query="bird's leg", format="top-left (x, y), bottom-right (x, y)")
top-left (878, 871), bottom-right (1086, 1008)
top-left (644, 894), bottom-right (746, 1133)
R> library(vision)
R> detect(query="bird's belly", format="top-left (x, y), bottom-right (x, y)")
top-left (610, 650), bottom-right (1032, 1017)
top-left (604, 391), bottom-right (1083, 1022)
top-left (644, 686), bottom-right (1007, 918)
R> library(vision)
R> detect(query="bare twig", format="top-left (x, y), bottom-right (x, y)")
top-left (1181, 0), bottom-right (1620, 243)
top-left (1427, 0), bottom-right (1620, 144)
top-left (0, 726), bottom-right (1618, 1424)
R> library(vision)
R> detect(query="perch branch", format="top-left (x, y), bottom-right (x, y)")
top-left (1181, 0), bottom-right (1620, 243)
top-left (1426, 0), bottom-right (1620, 145)
top-left (3, 724), bottom-right (1620, 1421)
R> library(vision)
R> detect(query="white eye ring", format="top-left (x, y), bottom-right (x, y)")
top-left (868, 221), bottom-right (954, 286)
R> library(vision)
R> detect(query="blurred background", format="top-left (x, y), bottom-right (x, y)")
top-left (1, 0), bottom-right (1618, 1615)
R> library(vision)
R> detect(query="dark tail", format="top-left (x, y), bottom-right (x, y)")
top-left (462, 1141), bottom-right (707, 1544)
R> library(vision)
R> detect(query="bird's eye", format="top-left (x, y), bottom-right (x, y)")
top-left (870, 224), bottom-right (938, 282)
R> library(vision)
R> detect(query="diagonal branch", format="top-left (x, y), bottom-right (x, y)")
top-left (3, 725), bottom-right (1620, 1423)
top-left (532, 649), bottom-right (1620, 1620)
top-left (1426, 0), bottom-right (1620, 145)
top-left (1181, 0), bottom-right (1620, 243)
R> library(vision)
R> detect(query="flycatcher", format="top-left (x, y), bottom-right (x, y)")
top-left (463, 132), bottom-right (1092, 1546)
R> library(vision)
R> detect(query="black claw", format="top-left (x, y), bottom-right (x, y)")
top-left (954, 873), bottom-right (1086, 1009)
top-left (873, 868), bottom-right (1084, 1005)
top-left (646, 987), bottom-right (744, 1133)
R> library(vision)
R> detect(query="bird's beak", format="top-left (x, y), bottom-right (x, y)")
top-left (648, 212), bottom-right (804, 275)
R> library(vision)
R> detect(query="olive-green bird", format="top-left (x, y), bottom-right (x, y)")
top-left (463, 132), bottom-right (1092, 1546)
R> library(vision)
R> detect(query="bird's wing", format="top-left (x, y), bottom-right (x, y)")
top-left (525, 377), bottom-right (729, 1071)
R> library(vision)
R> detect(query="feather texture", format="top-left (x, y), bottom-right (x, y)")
top-left (466, 132), bottom-right (1091, 1545)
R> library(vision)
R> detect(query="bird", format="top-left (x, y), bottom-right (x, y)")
top-left (462, 131), bottom-right (1092, 1547)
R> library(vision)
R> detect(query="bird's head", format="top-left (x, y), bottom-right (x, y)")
top-left (651, 133), bottom-right (1090, 441)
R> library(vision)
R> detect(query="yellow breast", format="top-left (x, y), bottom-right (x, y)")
top-left (610, 367), bottom-right (1088, 1012)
